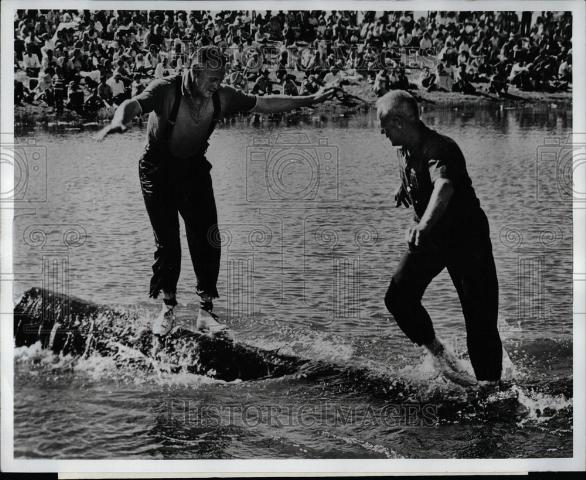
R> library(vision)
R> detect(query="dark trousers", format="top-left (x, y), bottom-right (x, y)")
top-left (139, 145), bottom-right (221, 301)
top-left (384, 210), bottom-right (502, 381)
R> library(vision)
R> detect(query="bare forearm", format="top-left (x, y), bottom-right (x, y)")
top-left (252, 95), bottom-right (315, 113)
top-left (419, 179), bottom-right (454, 230)
top-left (112, 98), bottom-right (142, 126)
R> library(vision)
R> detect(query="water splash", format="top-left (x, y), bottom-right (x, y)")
top-left (15, 341), bottom-right (227, 388)
top-left (514, 386), bottom-right (572, 426)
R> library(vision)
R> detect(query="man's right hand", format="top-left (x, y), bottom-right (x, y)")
top-left (394, 184), bottom-right (410, 208)
top-left (95, 120), bottom-right (130, 141)
top-left (95, 99), bottom-right (142, 141)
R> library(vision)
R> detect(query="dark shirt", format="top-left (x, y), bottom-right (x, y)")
top-left (398, 122), bottom-right (482, 242)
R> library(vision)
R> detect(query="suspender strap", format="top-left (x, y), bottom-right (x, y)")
top-left (208, 91), bottom-right (221, 137)
top-left (199, 91), bottom-right (222, 156)
top-left (163, 76), bottom-right (182, 142)
top-left (161, 79), bottom-right (221, 157)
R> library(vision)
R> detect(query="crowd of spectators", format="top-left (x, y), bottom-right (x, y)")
top-left (14, 9), bottom-right (572, 118)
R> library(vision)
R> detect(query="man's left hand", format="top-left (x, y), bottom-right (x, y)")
top-left (312, 87), bottom-right (336, 104)
top-left (406, 223), bottom-right (430, 249)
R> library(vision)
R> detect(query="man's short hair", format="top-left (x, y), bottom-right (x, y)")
top-left (376, 90), bottom-right (419, 123)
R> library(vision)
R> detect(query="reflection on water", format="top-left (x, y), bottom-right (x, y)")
top-left (13, 105), bottom-right (573, 459)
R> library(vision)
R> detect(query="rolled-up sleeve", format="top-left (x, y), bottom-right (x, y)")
top-left (135, 79), bottom-right (169, 114)
top-left (221, 85), bottom-right (257, 115)
top-left (428, 157), bottom-right (452, 184)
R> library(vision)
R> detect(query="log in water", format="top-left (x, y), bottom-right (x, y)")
top-left (14, 287), bottom-right (306, 381)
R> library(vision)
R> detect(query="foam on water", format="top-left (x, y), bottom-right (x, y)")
top-left (242, 325), bottom-right (355, 363)
top-left (15, 341), bottom-right (227, 388)
top-left (513, 386), bottom-right (573, 426)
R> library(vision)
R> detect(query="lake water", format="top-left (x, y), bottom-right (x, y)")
top-left (13, 105), bottom-right (573, 459)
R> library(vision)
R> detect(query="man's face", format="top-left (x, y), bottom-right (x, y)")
top-left (194, 66), bottom-right (225, 97)
top-left (379, 111), bottom-right (405, 146)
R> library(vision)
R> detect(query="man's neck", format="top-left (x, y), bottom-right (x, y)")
top-left (403, 121), bottom-right (426, 152)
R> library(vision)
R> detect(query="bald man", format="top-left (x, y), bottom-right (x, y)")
top-left (378, 90), bottom-right (502, 388)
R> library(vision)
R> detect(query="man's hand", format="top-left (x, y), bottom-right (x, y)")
top-left (394, 184), bottom-right (410, 208)
top-left (94, 98), bottom-right (142, 141)
top-left (311, 87), bottom-right (336, 104)
top-left (95, 119), bottom-right (130, 141)
top-left (406, 223), bottom-right (429, 249)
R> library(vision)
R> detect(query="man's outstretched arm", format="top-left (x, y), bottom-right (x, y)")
top-left (252, 87), bottom-right (334, 113)
top-left (95, 99), bottom-right (142, 140)
top-left (95, 78), bottom-right (166, 141)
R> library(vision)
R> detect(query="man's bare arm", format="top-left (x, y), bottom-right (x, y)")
top-left (252, 87), bottom-right (334, 114)
top-left (95, 99), bottom-right (142, 141)
top-left (407, 178), bottom-right (454, 247)
top-left (419, 178), bottom-right (454, 230)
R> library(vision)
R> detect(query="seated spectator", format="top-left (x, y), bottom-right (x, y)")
top-left (52, 69), bottom-right (66, 114)
top-left (131, 74), bottom-right (145, 97)
top-left (153, 57), bottom-right (168, 78)
top-left (419, 32), bottom-right (432, 50)
top-left (509, 59), bottom-right (533, 90)
top-left (300, 74), bottom-right (321, 95)
top-left (452, 63), bottom-right (476, 94)
top-left (22, 45), bottom-right (41, 78)
top-left (276, 51), bottom-right (289, 81)
top-left (489, 61), bottom-right (509, 95)
top-left (33, 70), bottom-right (54, 106)
top-left (282, 74), bottom-right (299, 95)
top-left (420, 66), bottom-right (437, 91)
top-left (106, 72), bottom-right (127, 105)
top-left (373, 69), bottom-right (389, 96)
top-left (97, 75), bottom-right (114, 106)
top-left (84, 87), bottom-right (108, 117)
top-left (323, 65), bottom-right (343, 87)
top-left (14, 78), bottom-right (32, 106)
top-left (228, 63), bottom-right (248, 91)
top-left (436, 63), bottom-right (454, 91)
top-left (558, 54), bottom-right (571, 82)
top-left (251, 69), bottom-right (275, 95)
top-left (389, 68), bottom-right (410, 90)
top-left (66, 81), bottom-right (85, 115)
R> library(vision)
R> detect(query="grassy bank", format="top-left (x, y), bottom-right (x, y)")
top-left (14, 81), bottom-right (571, 130)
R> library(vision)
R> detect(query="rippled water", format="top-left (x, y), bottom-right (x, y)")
top-left (13, 105), bottom-right (573, 459)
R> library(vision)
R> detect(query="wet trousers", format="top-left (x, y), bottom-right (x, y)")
top-left (139, 144), bottom-right (220, 301)
top-left (384, 210), bottom-right (502, 381)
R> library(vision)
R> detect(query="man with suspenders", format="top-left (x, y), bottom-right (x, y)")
top-left (98, 46), bottom-right (333, 337)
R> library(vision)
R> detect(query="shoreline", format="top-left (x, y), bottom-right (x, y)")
top-left (14, 83), bottom-right (571, 130)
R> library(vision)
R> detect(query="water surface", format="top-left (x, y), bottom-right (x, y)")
top-left (13, 105), bottom-right (573, 459)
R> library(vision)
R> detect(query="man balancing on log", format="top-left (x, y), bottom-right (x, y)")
top-left (97, 46), bottom-right (334, 338)
top-left (377, 90), bottom-right (502, 390)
